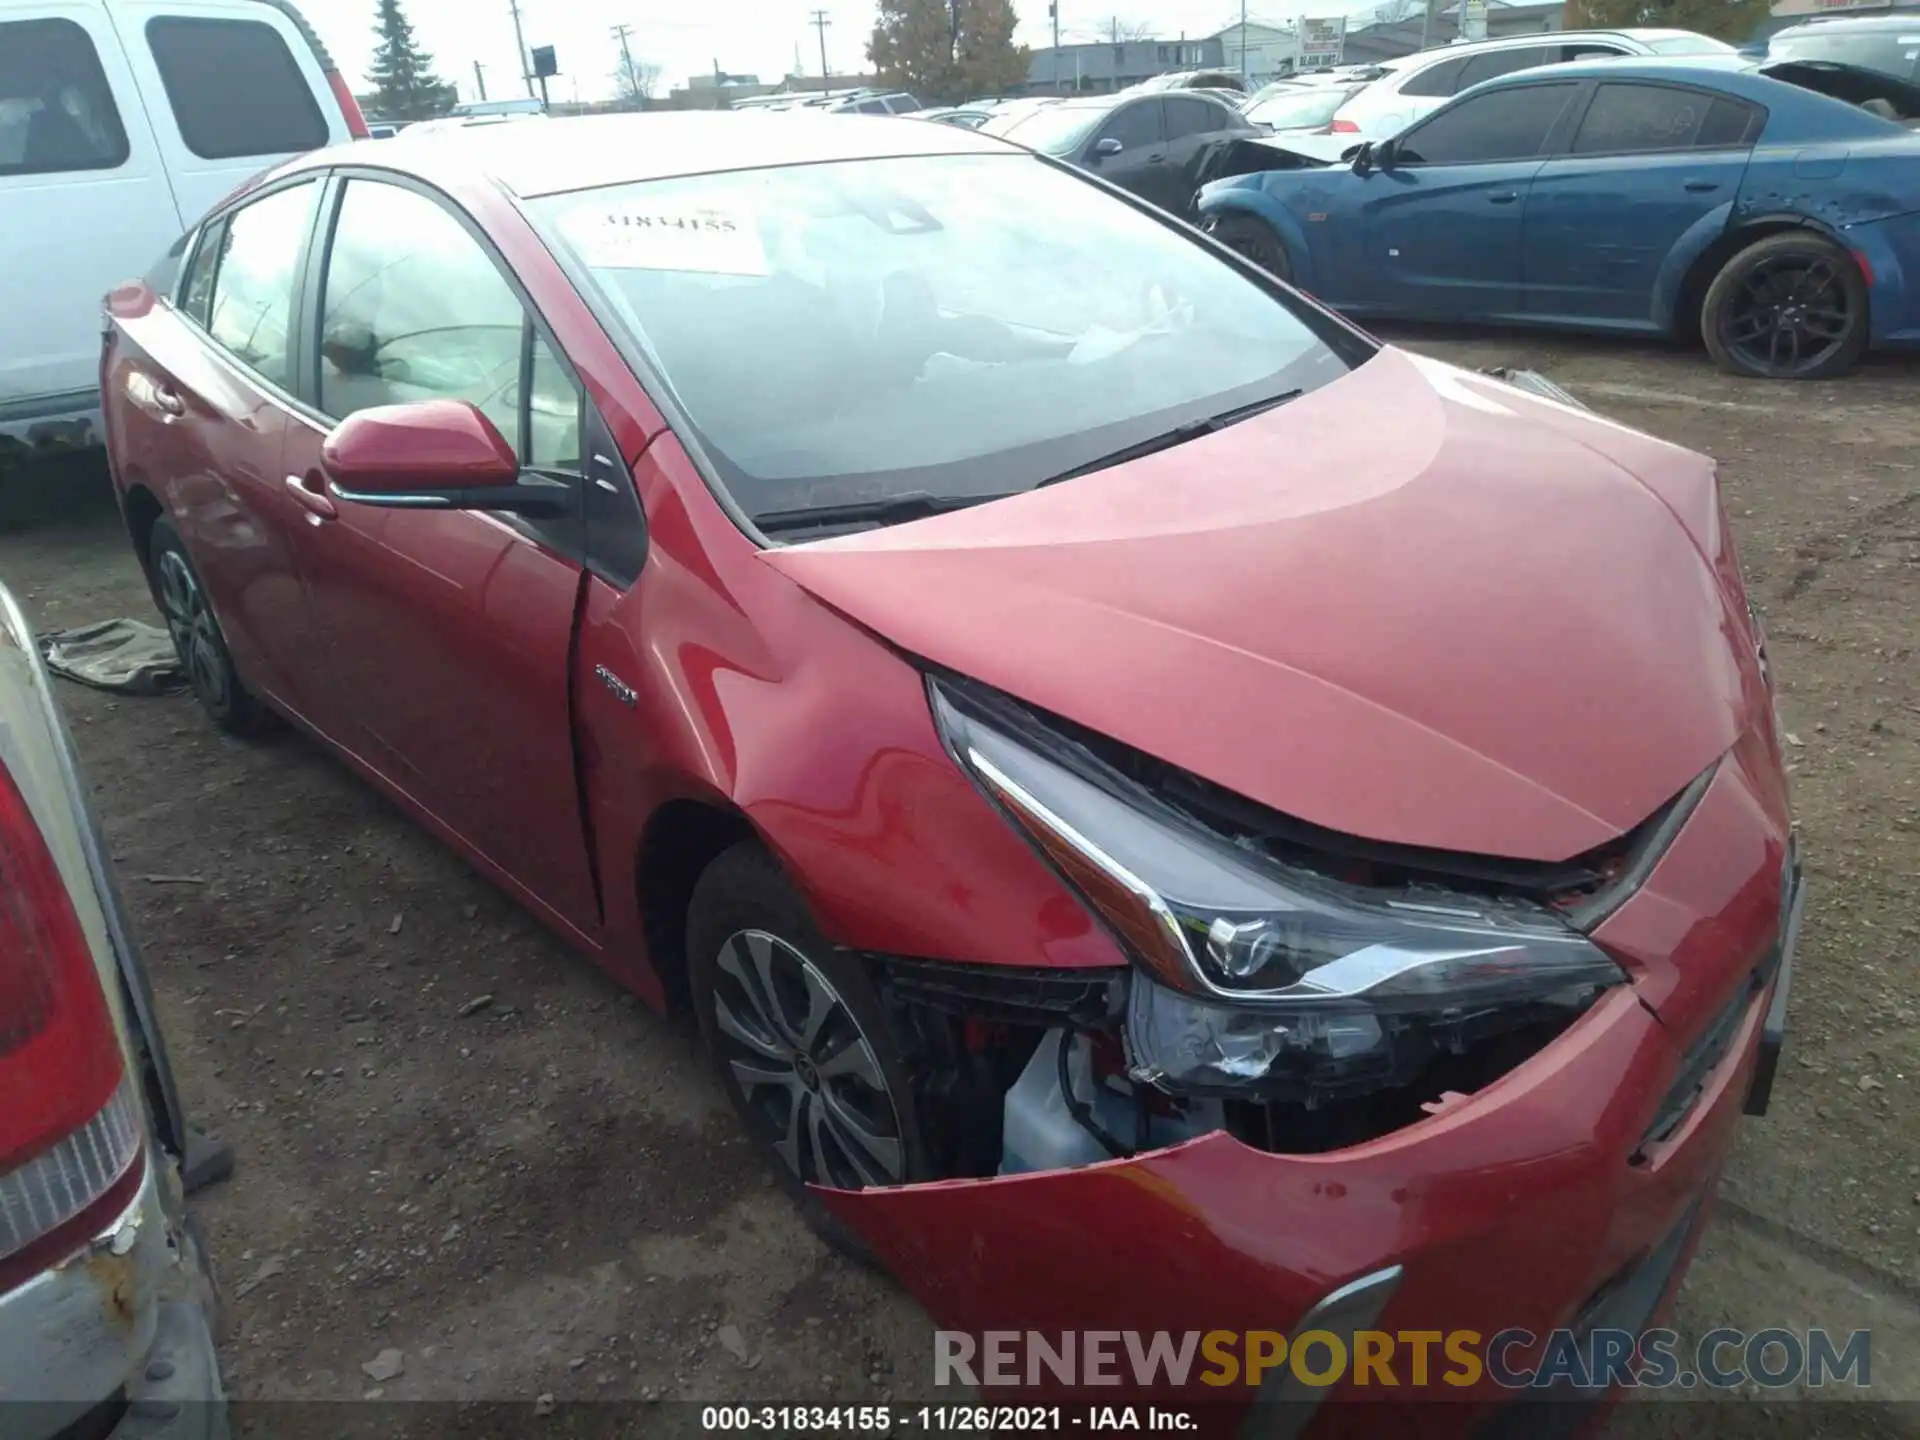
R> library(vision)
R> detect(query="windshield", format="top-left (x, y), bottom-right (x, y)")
top-left (1769, 28), bottom-right (1920, 82)
top-left (1246, 86), bottom-right (1356, 129)
top-left (1642, 33), bottom-right (1738, 54)
top-left (534, 153), bottom-right (1361, 531)
top-left (985, 103), bottom-right (1107, 154)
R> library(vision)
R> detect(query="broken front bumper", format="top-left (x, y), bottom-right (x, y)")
top-left (822, 972), bottom-right (1769, 1432)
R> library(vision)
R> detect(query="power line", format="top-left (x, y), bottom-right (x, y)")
top-left (810, 10), bottom-right (832, 95)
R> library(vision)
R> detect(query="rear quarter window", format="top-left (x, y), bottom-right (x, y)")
top-left (145, 16), bottom-right (329, 160)
top-left (0, 17), bottom-right (130, 177)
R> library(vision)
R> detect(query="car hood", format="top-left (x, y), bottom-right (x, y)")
top-left (761, 347), bottom-right (1758, 863)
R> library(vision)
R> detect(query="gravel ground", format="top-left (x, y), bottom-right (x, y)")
top-left (2, 331), bottom-right (1916, 1436)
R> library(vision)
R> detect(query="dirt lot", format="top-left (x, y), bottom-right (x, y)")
top-left (4, 333), bottom-right (1918, 1436)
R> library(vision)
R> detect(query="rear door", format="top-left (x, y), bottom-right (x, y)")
top-left (109, 176), bottom-right (331, 714)
top-left (1161, 94), bottom-right (1247, 213)
top-left (279, 172), bottom-right (601, 934)
top-left (1524, 81), bottom-right (1762, 325)
top-left (1361, 80), bottom-right (1578, 319)
top-left (0, 4), bottom-right (183, 416)
top-left (106, 0), bottom-right (345, 222)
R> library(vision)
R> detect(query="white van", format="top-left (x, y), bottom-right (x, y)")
top-left (0, 0), bottom-right (362, 461)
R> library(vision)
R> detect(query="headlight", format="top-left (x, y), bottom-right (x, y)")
top-left (930, 676), bottom-right (1627, 1098)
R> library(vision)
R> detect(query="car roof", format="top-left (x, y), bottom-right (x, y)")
top-left (1776, 11), bottom-right (1920, 29)
top-left (291, 111), bottom-right (1016, 199)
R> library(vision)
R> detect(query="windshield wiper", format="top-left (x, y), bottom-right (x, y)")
top-left (753, 490), bottom-right (1020, 535)
top-left (1034, 388), bottom-right (1305, 489)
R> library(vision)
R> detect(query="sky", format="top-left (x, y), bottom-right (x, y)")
top-left (296, 0), bottom-right (1339, 104)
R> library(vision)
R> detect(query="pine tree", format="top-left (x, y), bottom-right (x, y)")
top-left (367, 0), bottom-right (456, 122)
top-left (870, 0), bottom-right (1030, 103)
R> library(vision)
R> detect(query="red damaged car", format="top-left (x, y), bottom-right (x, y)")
top-left (100, 114), bottom-right (1799, 1429)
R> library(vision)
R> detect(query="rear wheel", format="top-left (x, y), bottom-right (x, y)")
top-left (687, 842), bottom-right (928, 1259)
top-left (1205, 212), bottom-right (1292, 283)
top-left (149, 518), bottom-right (272, 736)
top-left (1701, 232), bottom-right (1869, 380)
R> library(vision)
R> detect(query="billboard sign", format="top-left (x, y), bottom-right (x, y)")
top-left (1298, 15), bottom-right (1346, 67)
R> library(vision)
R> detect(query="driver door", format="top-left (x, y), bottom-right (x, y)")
top-left (1358, 80), bottom-right (1579, 320)
top-left (279, 174), bottom-right (601, 934)
top-left (1082, 98), bottom-right (1172, 208)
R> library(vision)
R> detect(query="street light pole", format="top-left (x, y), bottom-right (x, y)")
top-left (1240, 0), bottom-right (1248, 81)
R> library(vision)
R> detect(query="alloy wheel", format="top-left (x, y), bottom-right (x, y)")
top-left (708, 929), bottom-right (906, 1189)
top-left (156, 550), bottom-right (229, 711)
top-left (1719, 253), bottom-right (1855, 378)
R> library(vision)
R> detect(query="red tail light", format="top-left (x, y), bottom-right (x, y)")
top-left (327, 68), bottom-right (371, 139)
top-left (1329, 118), bottom-right (1360, 133)
top-left (0, 755), bottom-right (133, 1264)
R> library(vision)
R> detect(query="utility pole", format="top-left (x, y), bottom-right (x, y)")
top-left (507, 0), bottom-right (533, 96)
top-left (1109, 15), bottom-right (1118, 43)
top-left (1420, 0), bottom-right (1437, 51)
top-left (473, 59), bottom-right (488, 101)
top-left (1049, 1), bottom-right (1059, 92)
top-left (1239, 0), bottom-right (1248, 80)
top-left (811, 10), bottom-right (831, 96)
top-left (612, 22), bottom-right (638, 102)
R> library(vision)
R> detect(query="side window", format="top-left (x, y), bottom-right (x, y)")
top-left (1395, 83), bottom-right (1575, 165)
top-left (178, 218), bottom-right (227, 325)
top-left (1560, 43), bottom-right (1629, 62)
top-left (1457, 46), bottom-right (1555, 89)
top-left (857, 99), bottom-right (889, 114)
top-left (1164, 96), bottom-right (1229, 137)
top-left (1098, 100), bottom-right (1162, 149)
top-left (527, 338), bottom-right (583, 471)
top-left (145, 17), bottom-right (328, 160)
top-left (318, 180), bottom-right (580, 469)
top-left (1398, 55), bottom-right (1470, 98)
top-left (0, 18), bottom-right (130, 177)
top-left (1571, 83), bottom-right (1757, 154)
top-left (205, 182), bottom-right (318, 387)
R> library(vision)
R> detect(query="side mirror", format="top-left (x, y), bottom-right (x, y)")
top-left (1350, 141), bottom-right (1375, 175)
top-left (321, 400), bottom-right (568, 518)
top-left (1093, 136), bottom-right (1124, 158)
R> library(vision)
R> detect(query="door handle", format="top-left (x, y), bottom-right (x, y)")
top-left (1488, 191), bottom-right (1519, 204)
top-left (1684, 179), bottom-right (1720, 193)
top-left (1147, 152), bottom-right (1167, 163)
top-left (285, 473), bottom-right (337, 521)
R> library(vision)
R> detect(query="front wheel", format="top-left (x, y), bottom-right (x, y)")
top-left (1701, 232), bottom-right (1870, 380)
top-left (687, 842), bottom-right (928, 1258)
top-left (1205, 212), bottom-right (1292, 283)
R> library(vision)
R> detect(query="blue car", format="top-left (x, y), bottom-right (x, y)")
top-left (1195, 59), bottom-right (1920, 378)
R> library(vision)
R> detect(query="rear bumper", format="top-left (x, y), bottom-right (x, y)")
top-left (0, 1154), bottom-right (225, 1440)
top-left (0, 388), bottom-right (102, 460)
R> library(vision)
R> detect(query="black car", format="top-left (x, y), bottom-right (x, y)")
top-left (1769, 13), bottom-right (1920, 85)
top-left (981, 91), bottom-right (1257, 212)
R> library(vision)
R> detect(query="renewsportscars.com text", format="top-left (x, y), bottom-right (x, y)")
top-left (934, 1327), bottom-right (1871, 1392)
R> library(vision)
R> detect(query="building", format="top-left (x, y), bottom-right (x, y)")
top-left (1213, 20), bottom-right (1301, 83)
top-left (1339, 0), bottom-right (1565, 60)
top-left (1023, 37), bottom-right (1225, 93)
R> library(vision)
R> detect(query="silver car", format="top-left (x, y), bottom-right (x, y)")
top-left (0, 584), bottom-right (226, 1438)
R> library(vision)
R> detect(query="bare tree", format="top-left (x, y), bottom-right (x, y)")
top-left (613, 56), bottom-right (663, 106)
top-left (1105, 17), bottom-right (1156, 41)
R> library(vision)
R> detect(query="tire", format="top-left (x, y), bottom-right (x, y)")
top-left (148, 517), bottom-right (273, 736)
top-left (687, 841), bottom-right (930, 1260)
top-left (1701, 232), bottom-right (1870, 380)
top-left (1206, 211), bottom-right (1292, 283)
